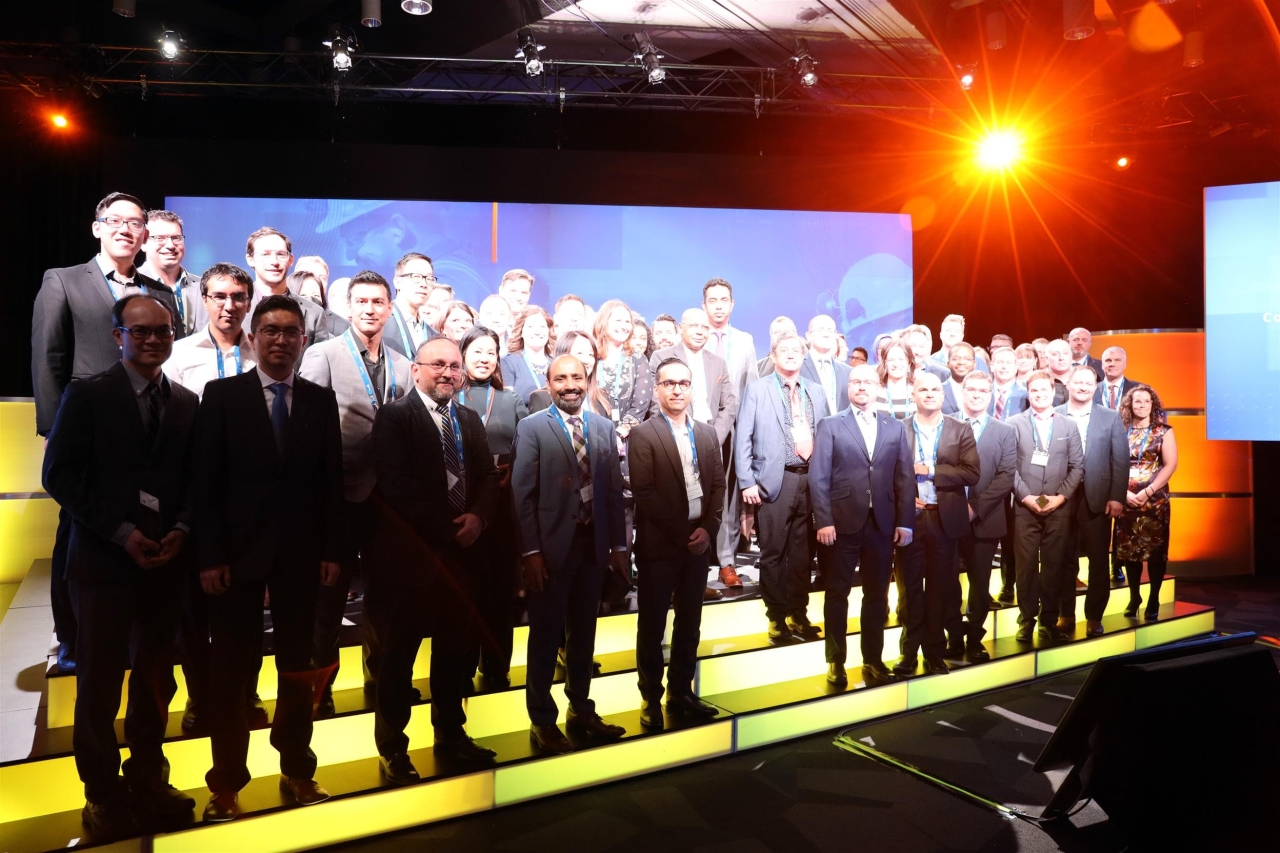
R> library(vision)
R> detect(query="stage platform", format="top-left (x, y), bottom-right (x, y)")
top-left (0, 568), bottom-right (1207, 853)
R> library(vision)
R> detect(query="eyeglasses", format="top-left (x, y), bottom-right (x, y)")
top-left (98, 216), bottom-right (146, 232)
top-left (848, 379), bottom-right (879, 387)
top-left (255, 326), bottom-right (304, 341)
top-left (414, 361), bottom-right (464, 374)
top-left (253, 251), bottom-right (291, 262)
top-left (116, 325), bottom-right (176, 341)
top-left (205, 293), bottom-right (250, 306)
top-left (149, 234), bottom-right (185, 245)
top-left (397, 273), bottom-right (438, 284)
top-left (657, 380), bottom-right (692, 390)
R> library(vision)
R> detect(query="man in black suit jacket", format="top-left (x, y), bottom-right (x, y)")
top-left (894, 373), bottom-right (980, 675)
top-left (365, 337), bottom-right (501, 784)
top-left (42, 294), bottom-right (199, 837)
top-left (629, 358), bottom-right (726, 729)
top-left (31, 193), bottom-right (182, 672)
top-left (193, 296), bottom-right (344, 822)
top-left (1068, 328), bottom-right (1105, 381)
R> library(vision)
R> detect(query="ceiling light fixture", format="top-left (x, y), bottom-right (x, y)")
top-left (401, 0), bottom-right (433, 15)
top-left (516, 28), bottom-right (545, 77)
top-left (112, 0), bottom-right (136, 17)
top-left (158, 30), bottom-right (183, 60)
top-left (793, 38), bottom-right (818, 87)
top-left (634, 31), bottom-right (666, 84)
top-left (958, 64), bottom-right (976, 90)
top-left (361, 0), bottom-right (382, 27)
top-left (323, 25), bottom-right (357, 72)
top-left (986, 11), bottom-right (1007, 50)
top-left (1063, 0), bottom-right (1097, 40)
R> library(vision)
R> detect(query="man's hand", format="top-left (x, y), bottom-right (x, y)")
top-left (817, 526), bottom-right (837, 546)
top-left (454, 513), bottom-right (483, 548)
top-left (1042, 495), bottom-right (1066, 513)
top-left (523, 553), bottom-right (548, 593)
top-left (968, 505), bottom-right (977, 522)
top-left (894, 527), bottom-right (913, 547)
top-left (1105, 500), bottom-right (1124, 518)
top-left (124, 529), bottom-right (162, 569)
top-left (688, 527), bottom-right (710, 554)
top-left (200, 564), bottom-right (232, 595)
top-left (320, 560), bottom-right (340, 587)
top-left (1022, 495), bottom-right (1043, 513)
top-left (914, 462), bottom-right (931, 477)
top-left (496, 463), bottom-right (512, 490)
top-left (915, 497), bottom-right (927, 510)
top-left (741, 485), bottom-right (762, 506)
top-left (154, 529), bottom-right (187, 566)
top-left (610, 550), bottom-right (630, 576)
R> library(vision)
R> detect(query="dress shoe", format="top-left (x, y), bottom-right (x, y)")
top-left (1124, 601), bottom-right (1141, 618)
top-left (529, 724), bottom-right (574, 754)
top-left (1015, 624), bottom-right (1035, 643)
top-left (202, 792), bottom-right (239, 823)
top-left (892, 657), bottom-right (918, 677)
top-left (1038, 626), bottom-right (1070, 642)
top-left (639, 701), bottom-right (664, 729)
top-left (767, 620), bottom-right (799, 645)
top-left (1144, 607), bottom-right (1160, 621)
top-left (861, 661), bottom-right (897, 686)
top-left (246, 693), bottom-right (269, 726)
top-left (82, 796), bottom-right (138, 838)
top-left (480, 671), bottom-right (511, 690)
top-left (279, 776), bottom-right (330, 806)
top-left (56, 642), bottom-right (77, 673)
top-left (378, 753), bottom-right (420, 786)
top-left (566, 709), bottom-right (626, 740)
top-left (704, 586), bottom-right (724, 601)
top-left (996, 588), bottom-right (1016, 605)
top-left (1056, 617), bottom-right (1076, 634)
top-left (785, 616), bottom-right (822, 639)
top-left (966, 642), bottom-right (991, 662)
top-left (180, 697), bottom-right (200, 733)
top-left (316, 688), bottom-right (336, 719)
top-left (923, 658), bottom-right (950, 676)
top-left (1112, 567), bottom-right (1126, 584)
top-left (131, 780), bottom-right (196, 816)
top-left (665, 693), bottom-right (719, 718)
top-left (719, 566), bottom-right (743, 588)
top-left (433, 730), bottom-right (497, 763)
top-left (826, 662), bottom-right (848, 686)
top-left (1074, 578), bottom-right (1088, 591)
top-left (942, 642), bottom-right (966, 660)
top-left (1086, 620), bottom-right (1104, 637)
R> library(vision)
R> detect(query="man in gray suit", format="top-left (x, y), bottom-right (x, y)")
top-left (1008, 370), bottom-right (1084, 642)
top-left (512, 354), bottom-right (628, 754)
top-left (139, 210), bottom-right (206, 337)
top-left (299, 270), bottom-right (413, 715)
top-left (31, 192), bottom-right (182, 672)
top-left (737, 334), bottom-right (831, 642)
top-left (1055, 365), bottom-right (1128, 636)
top-left (245, 226), bottom-right (347, 353)
top-left (800, 315), bottom-right (851, 414)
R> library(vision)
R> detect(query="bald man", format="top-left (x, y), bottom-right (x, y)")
top-left (1067, 327), bottom-right (1104, 381)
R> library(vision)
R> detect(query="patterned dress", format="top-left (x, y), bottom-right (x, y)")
top-left (1113, 422), bottom-right (1172, 562)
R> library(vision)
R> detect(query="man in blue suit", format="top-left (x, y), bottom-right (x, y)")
top-left (800, 315), bottom-right (851, 414)
top-left (940, 342), bottom-right (977, 415)
top-left (512, 354), bottom-right (629, 754)
top-left (988, 347), bottom-right (1029, 421)
top-left (810, 363), bottom-right (916, 688)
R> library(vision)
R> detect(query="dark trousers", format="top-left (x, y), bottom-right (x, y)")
top-left (823, 512), bottom-right (893, 665)
top-left (70, 576), bottom-right (181, 802)
top-left (472, 502), bottom-right (519, 679)
top-left (954, 534), bottom-right (999, 643)
top-left (999, 500), bottom-right (1016, 593)
top-left (525, 526), bottom-right (604, 726)
top-left (370, 575), bottom-right (474, 757)
top-left (206, 566), bottom-right (319, 794)
top-left (893, 509), bottom-right (956, 660)
top-left (636, 551), bottom-right (707, 702)
top-left (1013, 503), bottom-right (1071, 627)
top-left (755, 470), bottom-right (814, 623)
top-left (313, 500), bottom-right (378, 691)
top-left (178, 568), bottom-right (262, 711)
top-left (51, 507), bottom-right (76, 644)
top-left (1058, 494), bottom-right (1114, 621)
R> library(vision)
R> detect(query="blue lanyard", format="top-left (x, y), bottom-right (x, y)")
top-left (523, 349), bottom-right (547, 386)
top-left (661, 412), bottom-right (699, 476)
top-left (1128, 425), bottom-right (1152, 462)
top-left (459, 386), bottom-right (494, 426)
top-left (913, 419), bottom-right (941, 466)
top-left (1032, 414), bottom-right (1053, 451)
top-left (549, 405), bottom-right (590, 463)
top-left (173, 277), bottom-right (186, 329)
top-left (211, 330), bottom-right (243, 378)
top-left (343, 331), bottom-right (395, 410)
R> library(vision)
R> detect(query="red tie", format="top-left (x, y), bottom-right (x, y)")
top-left (1108, 385), bottom-right (1118, 409)
top-left (995, 391), bottom-right (1006, 420)
top-left (789, 382), bottom-right (813, 460)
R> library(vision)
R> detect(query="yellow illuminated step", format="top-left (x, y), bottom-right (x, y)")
top-left (734, 683), bottom-right (909, 751)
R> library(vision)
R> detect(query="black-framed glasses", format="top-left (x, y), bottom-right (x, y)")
top-left (98, 216), bottom-right (146, 232)
top-left (116, 325), bottom-right (176, 341)
top-left (657, 380), bottom-right (692, 390)
top-left (397, 273), bottom-right (438, 284)
top-left (255, 326), bottom-right (304, 341)
top-left (205, 293), bottom-right (250, 306)
top-left (413, 360), bottom-right (463, 374)
top-left (148, 234), bottom-right (185, 245)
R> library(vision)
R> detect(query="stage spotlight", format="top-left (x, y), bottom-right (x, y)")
top-left (159, 30), bottom-right (183, 60)
top-left (50, 113), bottom-right (69, 129)
top-left (1183, 30), bottom-right (1204, 67)
top-left (361, 0), bottom-right (382, 27)
top-left (1110, 155), bottom-right (1132, 171)
top-left (516, 28), bottom-right (544, 77)
top-left (634, 31), bottom-right (666, 84)
top-left (976, 131), bottom-right (1021, 170)
top-left (323, 26), bottom-right (357, 72)
top-left (958, 65), bottom-right (976, 91)
top-left (401, 0), bottom-right (433, 14)
top-left (112, 0), bottom-right (135, 17)
top-left (794, 38), bottom-right (818, 87)
top-left (1063, 0), bottom-right (1097, 40)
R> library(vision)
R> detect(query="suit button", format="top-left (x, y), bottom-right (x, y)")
top-left (868, 465), bottom-right (873, 471)
top-left (866, 490), bottom-right (871, 495)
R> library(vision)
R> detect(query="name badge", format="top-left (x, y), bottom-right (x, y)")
top-left (611, 406), bottom-right (621, 423)
top-left (1031, 450), bottom-right (1050, 467)
top-left (1129, 467), bottom-right (1145, 483)
top-left (580, 483), bottom-right (594, 504)
top-left (687, 479), bottom-right (704, 501)
top-left (139, 490), bottom-right (161, 513)
top-left (446, 471), bottom-right (460, 491)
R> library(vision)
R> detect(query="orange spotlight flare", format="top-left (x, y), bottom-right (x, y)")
top-left (976, 130), bottom-right (1022, 171)
top-left (50, 113), bottom-right (69, 129)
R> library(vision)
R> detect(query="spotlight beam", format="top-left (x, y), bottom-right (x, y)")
top-left (1006, 169), bottom-right (1104, 319)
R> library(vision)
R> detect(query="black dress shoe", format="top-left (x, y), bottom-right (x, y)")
top-left (923, 658), bottom-right (950, 676)
top-left (666, 693), bottom-right (719, 718)
top-left (965, 642), bottom-right (991, 662)
top-left (1124, 601), bottom-right (1141, 617)
top-left (480, 670), bottom-right (511, 690)
top-left (202, 792), bottom-right (239, 823)
top-left (529, 724), bottom-right (574, 754)
top-left (82, 796), bottom-right (138, 838)
top-left (996, 589), bottom-right (1016, 605)
top-left (1112, 567), bottom-right (1126, 584)
top-left (1086, 620), bottom-right (1104, 637)
top-left (57, 642), bottom-right (77, 673)
top-left (861, 661), bottom-right (897, 686)
top-left (131, 781), bottom-right (196, 816)
top-left (180, 697), bottom-right (200, 733)
top-left (826, 662), bottom-right (848, 686)
top-left (433, 730), bottom-right (497, 763)
top-left (639, 701), bottom-right (664, 729)
top-left (316, 688), bottom-right (336, 719)
top-left (566, 710), bottom-right (626, 740)
top-left (1037, 626), bottom-right (1070, 642)
top-left (1144, 607), bottom-right (1160, 621)
top-left (280, 776), bottom-right (330, 806)
top-left (767, 621), bottom-right (799, 645)
top-left (942, 642), bottom-right (966, 660)
top-left (379, 753), bottom-right (420, 786)
top-left (785, 616), bottom-right (822, 639)
top-left (892, 657), bottom-right (918, 677)
top-left (1015, 624), bottom-right (1034, 643)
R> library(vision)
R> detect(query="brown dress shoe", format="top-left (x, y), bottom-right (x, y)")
top-left (202, 792), bottom-right (239, 823)
top-left (279, 776), bottom-right (330, 806)
top-left (566, 709), bottom-right (626, 740)
top-left (1056, 617), bottom-right (1076, 633)
top-left (704, 586), bottom-right (724, 601)
top-left (719, 566), bottom-right (743, 588)
top-left (530, 724), bottom-right (573, 754)
top-left (1086, 619), bottom-right (1104, 637)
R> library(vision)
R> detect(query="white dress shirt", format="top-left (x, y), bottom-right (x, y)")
top-left (685, 347), bottom-right (714, 424)
top-left (668, 415), bottom-right (703, 521)
top-left (1066, 407), bottom-right (1092, 454)
top-left (812, 353), bottom-right (838, 412)
top-left (853, 406), bottom-right (878, 454)
top-left (164, 324), bottom-right (256, 399)
top-left (259, 367), bottom-right (294, 415)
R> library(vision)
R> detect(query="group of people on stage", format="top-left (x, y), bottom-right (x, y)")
top-left (32, 193), bottom-right (1178, 837)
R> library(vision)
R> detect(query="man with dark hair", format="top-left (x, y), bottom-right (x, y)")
top-left (195, 293), bottom-right (344, 822)
top-left (164, 264), bottom-right (257, 399)
top-left (989, 333), bottom-right (1014, 352)
top-left (245, 226), bottom-right (347, 352)
top-left (650, 313), bottom-right (680, 352)
top-left (552, 293), bottom-right (587, 335)
top-left (386, 252), bottom-right (438, 357)
top-left (498, 268), bottom-right (535, 315)
top-left (942, 342), bottom-right (977, 415)
top-left (849, 346), bottom-right (869, 366)
top-left (299, 270), bottom-right (413, 716)
top-left (141, 210), bottom-right (205, 337)
top-left (43, 293), bottom-right (199, 837)
top-left (32, 192), bottom-right (182, 672)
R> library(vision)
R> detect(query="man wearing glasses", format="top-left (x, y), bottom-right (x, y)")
top-left (140, 210), bottom-right (205, 337)
top-left (163, 263), bottom-right (258, 399)
top-left (32, 192), bottom-right (182, 674)
top-left (245, 226), bottom-right (347, 354)
top-left (383, 252), bottom-right (440, 357)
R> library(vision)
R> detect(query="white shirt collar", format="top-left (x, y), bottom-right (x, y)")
top-left (258, 367), bottom-right (295, 390)
top-left (195, 323), bottom-right (247, 350)
top-left (95, 253), bottom-right (135, 284)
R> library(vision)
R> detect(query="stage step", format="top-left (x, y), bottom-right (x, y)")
top-left (0, 600), bottom-right (1213, 853)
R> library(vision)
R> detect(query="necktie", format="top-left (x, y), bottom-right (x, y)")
top-left (788, 382), bottom-right (813, 460)
top-left (440, 404), bottom-right (467, 515)
top-left (270, 383), bottom-right (289, 456)
top-left (714, 332), bottom-right (725, 358)
top-left (145, 382), bottom-right (162, 440)
top-left (995, 390), bottom-right (1006, 420)
top-left (567, 415), bottom-right (592, 523)
top-left (818, 359), bottom-right (835, 408)
top-left (1108, 384), bottom-right (1118, 409)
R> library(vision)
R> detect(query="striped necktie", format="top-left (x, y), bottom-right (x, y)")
top-left (440, 403), bottom-right (467, 514)
top-left (567, 415), bottom-right (592, 523)
top-left (1108, 384), bottom-right (1118, 409)
top-left (995, 390), bottom-right (1006, 420)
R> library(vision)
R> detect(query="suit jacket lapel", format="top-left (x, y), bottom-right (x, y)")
top-left (767, 376), bottom-right (787, 431)
top-left (840, 410), bottom-right (870, 460)
top-left (653, 418), bottom-right (685, 502)
top-left (406, 390), bottom-right (446, 474)
top-left (87, 261), bottom-right (116, 311)
top-left (545, 408), bottom-right (578, 479)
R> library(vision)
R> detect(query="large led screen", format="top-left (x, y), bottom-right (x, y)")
top-left (1204, 181), bottom-right (1280, 440)
top-left (167, 197), bottom-right (914, 353)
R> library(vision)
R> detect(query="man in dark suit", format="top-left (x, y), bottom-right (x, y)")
top-left (947, 371), bottom-right (1017, 661)
top-left (42, 294), bottom-right (199, 837)
top-left (1008, 371), bottom-right (1084, 642)
top-left (1095, 346), bottom-right (1145, 411)
top-left (810, 363), bottom-right (915, 688)
top-left (988, 347), bottom-right (1029, 421)
top-left (736, 333), bottom-right (831, 641)
top-left (1055, 366), bottom-right (1128, 636)
top-left (245, 226), bottom-right (348, 352)
top-left (629, 357), bottom-right (726, 729)
top-left (894, 373), bottom-right (980, 675)
top-left (903, 325), bottom-right (950, 383)
top-left (31, 192), bottom-right (182, 672)
top-left (940, 342), bottom-right (977, 416)
top-left (800, 314), bottom-right (851, 415)
top-left (1068, 327), bottom-right (1105, 381)
top-left (194, 295), bottom-right (344, 821)
top-left (512, 354), bottom-right (629, 754)
top-left (365, 337), bottom-right (500, 784)
top-left (139, 210), bottom-right (207, 337)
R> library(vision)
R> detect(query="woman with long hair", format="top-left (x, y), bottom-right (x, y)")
top-left (592, 299), bottom-right (654, 439)
top-left (433, 300), bottom-right (476, 342)
top-left (630, 314), bottom-right (654, 360)
top-left (874, 339), bottom-right (916, 420)
top-left (501, 305), bottom-right (552, 406)
top-left (1114, 385), bottom-right (1178, 619)
top-left (288, 269), bottom-right (327, 309)
top-left (1014, 343), bottom-right (1038, 384)
top-left (527, 330), bottom-right (612, 416)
